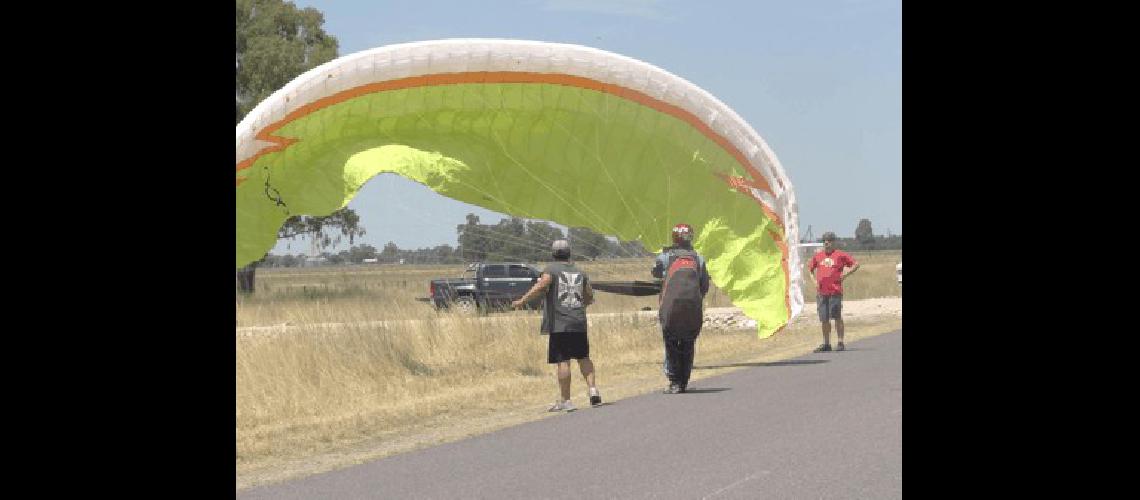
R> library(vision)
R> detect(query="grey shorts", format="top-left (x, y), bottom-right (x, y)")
top-left (817, 294), bottom-right (843, 322)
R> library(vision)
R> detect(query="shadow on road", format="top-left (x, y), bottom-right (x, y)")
top-left (680, 387), bottom-right (730, 394)
top-left (694, 359), bottom-right (829, 370)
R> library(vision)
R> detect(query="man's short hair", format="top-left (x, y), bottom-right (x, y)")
top-left (821, 232), bottom-right (837, 241)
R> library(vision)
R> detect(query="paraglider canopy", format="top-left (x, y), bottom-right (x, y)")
top-left (236, 39), bottom-right (801, 337)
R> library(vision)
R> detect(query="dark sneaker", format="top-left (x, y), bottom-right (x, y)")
top-left (677, 385), bottom-right (687, 393)
top-left (589, 387), bottom-right (602, 406)
top-left (813, 344), bottom-right (832, 353)
top-left (836, 342), bottom-right (845, 351)
top-left (664, 384), bottom-right (681, 394)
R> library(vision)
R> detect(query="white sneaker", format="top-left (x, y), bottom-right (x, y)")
top-left (547, 399), bottom-right (576, 412)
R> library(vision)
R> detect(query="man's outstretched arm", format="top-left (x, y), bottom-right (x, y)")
top-left (512, 273), bottom-right (553, 308)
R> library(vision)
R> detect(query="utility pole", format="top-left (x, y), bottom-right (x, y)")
top-left (800, 225), bottom-right (814, 243)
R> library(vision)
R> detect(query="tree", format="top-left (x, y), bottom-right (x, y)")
top-left (236, 0), bottom-right (339, 122)
top-left (525, 221), bottom-right (566, 261)
top-left (236, 0), bottom-right (341, 291)
top-left (617, 239), bottom-right (651, 257)
top-left (432, 244), bottom-right (457, 263)
top-left (491, 217), bottom-right (528, 261)
top-left (277, 207), bottom-right (366, 251)
top-left (381, 242), bottom-right (400, 263)
top-left (569, 227), bottom-right (607, 260)
top-left (236, 255), bottom-right (261, 293)
top-left (347, 244), bottom-right (378, 263)
top-left (855, 218), bottom-right (874, 245)
top-left (457, 213), bottom-right (485, 262)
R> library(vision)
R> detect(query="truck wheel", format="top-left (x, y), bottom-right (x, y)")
top-left (454, 296), bottom-right (478, 315)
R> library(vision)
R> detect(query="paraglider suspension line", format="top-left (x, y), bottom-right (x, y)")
top-left (263, 168), bottom-right (290, 214)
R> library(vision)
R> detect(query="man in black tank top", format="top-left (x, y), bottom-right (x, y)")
top-left (512, 239), bottom-right (602, 411)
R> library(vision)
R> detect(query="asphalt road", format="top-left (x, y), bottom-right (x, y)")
top-left (238, 330), bottom-right (902, 499)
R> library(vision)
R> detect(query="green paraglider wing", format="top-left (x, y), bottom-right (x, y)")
top-left (237, 40), bottom-right (803, 337)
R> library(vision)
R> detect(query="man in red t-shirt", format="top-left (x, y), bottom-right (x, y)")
top-left (808, 232), bottom-right (861, 352)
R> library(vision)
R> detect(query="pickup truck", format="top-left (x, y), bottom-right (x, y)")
top-left (425, 263), bottom-right (544, 313)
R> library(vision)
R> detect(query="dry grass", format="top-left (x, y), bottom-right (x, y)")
top-left (236, 251), bottom-right (901, 488)
top-left (238, 250), bottom-right (900, 325)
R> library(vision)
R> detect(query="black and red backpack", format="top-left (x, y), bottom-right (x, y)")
top-left (658, 249), bottom-right (704, 335)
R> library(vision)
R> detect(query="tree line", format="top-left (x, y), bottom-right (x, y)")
top-left (805, 218), bottom-right (902, 251)
top-left (262, 213), bottom-right (651, 267)
top-left (262, 215), bottom-right (902, 268)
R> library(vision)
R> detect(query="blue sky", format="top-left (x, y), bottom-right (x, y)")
top-left (271, 0), bottom-right (901, 255)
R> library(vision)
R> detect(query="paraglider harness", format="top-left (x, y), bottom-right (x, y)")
top-left (658, 247), bottom-right (705, 337)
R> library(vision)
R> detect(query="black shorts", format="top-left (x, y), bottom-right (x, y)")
top-left (548, 331), bottom-right (590, 363)
top-left (817, 294), bottom-right (843, 322)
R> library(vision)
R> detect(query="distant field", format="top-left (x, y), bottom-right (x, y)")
top-left (237, 250), bottom-right (901, 326)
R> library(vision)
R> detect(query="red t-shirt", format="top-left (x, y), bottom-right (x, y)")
top-left (810, 250), bottom-right (857, 296)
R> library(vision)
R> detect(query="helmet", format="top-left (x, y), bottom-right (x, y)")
top-left (551, 239), bottom-right (571, 259)
top-left (671, 223), bottom-right (694, 245)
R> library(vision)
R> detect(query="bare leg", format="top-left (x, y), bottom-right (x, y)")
top-left (578, 358), bottom-right (596, 389)
top-left (821, 320), bottom-right (832, 346)
top-left (835, 317), bottom-right (844, 344)
top-left (556, 361), bottom-right (572, 401)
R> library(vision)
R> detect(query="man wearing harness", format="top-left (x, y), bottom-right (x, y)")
top-left (652, 223), bottom-right (710, 394)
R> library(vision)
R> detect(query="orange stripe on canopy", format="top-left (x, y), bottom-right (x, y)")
top-left (237, 71), bottom-right (779, 205)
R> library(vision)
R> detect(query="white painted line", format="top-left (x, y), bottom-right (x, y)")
top-left (703, 470), bottom-right (771, 499)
